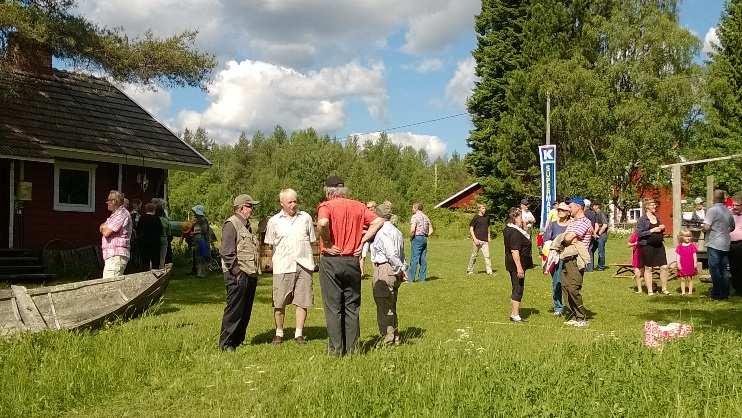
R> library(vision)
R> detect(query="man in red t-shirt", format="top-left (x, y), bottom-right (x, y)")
top-left (317, 175), bottom-right (383, 356)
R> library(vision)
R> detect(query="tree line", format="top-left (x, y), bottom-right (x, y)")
top-left (468, 0), bottom-right (742, 218)
top-left (168, 127), bottom-right (474, 224)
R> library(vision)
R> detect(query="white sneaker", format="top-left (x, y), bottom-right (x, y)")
top-left (573, 320), bottom-right (589, 328)
top-left (564, 319), bottom-right (578, 326)
top-left (467, 271), bottom-right (474, 275)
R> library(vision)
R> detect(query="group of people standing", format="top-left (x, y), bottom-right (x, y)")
top-left (628, 191), bottom-right (740, 300)
top-left (217, 176), bottom-right (412, 355)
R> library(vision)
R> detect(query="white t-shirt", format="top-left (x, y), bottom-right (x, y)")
top-left (264, 210), bottom-right (316, 274)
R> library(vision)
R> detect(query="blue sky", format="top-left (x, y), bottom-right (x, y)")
top-left (77, 0), bottom-right (725, 160)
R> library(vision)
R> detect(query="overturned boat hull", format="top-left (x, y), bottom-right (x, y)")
top-left (0, 265), bottom-right (171, 335)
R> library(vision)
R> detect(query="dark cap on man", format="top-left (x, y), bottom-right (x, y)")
top-left (520, 198), bottom-right (529, 206)
top-left (233, 194), bottom-right (259, 207)
top-left (567, 196), bottom-right (585, 207)
top-left (325, 175), bottom-right (345, 187)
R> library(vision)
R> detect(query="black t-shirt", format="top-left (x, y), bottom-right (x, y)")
top-left (594, 211), bottom-right (608, 236)
top-left (137, 213), bottom-right (162, 248)
top-left (503, 226), bottom-right (534, 272)
top-left (470, 215), bottom-right (490, 241)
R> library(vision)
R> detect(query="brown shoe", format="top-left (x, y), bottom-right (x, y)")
top-left (272, 335), bottom-right (283, 345)
top-left (294, 336), bottom-right (306, 345)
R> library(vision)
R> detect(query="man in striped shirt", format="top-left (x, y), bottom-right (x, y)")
top-left (100, 190), bottom-right (132, 278)
top-left (561, 196), bottom-right (593, 327)
top-left (407, 202), bottom-right (433, 282)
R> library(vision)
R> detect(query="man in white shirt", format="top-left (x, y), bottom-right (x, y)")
top-left (370, 201), bottom-right (406, 345)
top-left (264, 188), bottom-right (317, 344)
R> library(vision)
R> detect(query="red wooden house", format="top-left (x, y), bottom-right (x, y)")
top-left (434, 182), bottom-right (482, 209)
top-left (0, 41), bottom-right (210, 254)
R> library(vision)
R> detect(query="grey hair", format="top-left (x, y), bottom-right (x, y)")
top-left (108, 190), bottom-right (125, 207)
top-left (324, 186), bottom-right (349, 198)
top-left (279, 188), bottom-right (297, 202)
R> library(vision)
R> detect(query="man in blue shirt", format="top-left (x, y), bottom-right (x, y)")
top-left (703, 190), bottom-right (736, 300)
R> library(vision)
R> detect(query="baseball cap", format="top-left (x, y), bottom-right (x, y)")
top-left (694, 197), bottom-right (704, 204)
top-left (325, 175), bottom-right (345, 187)
top-left (233, 194), bottom-right (259, 207)
top-left (375, 201), bottom-right (393, 219)
top-left (567, 196), bottom-right (585, 207)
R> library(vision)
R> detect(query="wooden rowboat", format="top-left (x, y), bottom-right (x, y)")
top-left (0, 265), bottom-right (172, 335)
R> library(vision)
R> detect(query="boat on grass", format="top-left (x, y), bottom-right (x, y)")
top-left (0, 265), bottom-right (171, 335)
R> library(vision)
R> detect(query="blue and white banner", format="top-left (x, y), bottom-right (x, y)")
top-left (538, 145), bottom-right (557, 230)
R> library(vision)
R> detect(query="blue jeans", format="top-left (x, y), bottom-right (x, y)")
top-left (591, 235), bottom-right (608, 270)
top-left (407, 236), bottom-right (428, 282)
top-left (707, 247), bottom-right (730, 299)
top-left (552, 260), bottom-right (564, 313)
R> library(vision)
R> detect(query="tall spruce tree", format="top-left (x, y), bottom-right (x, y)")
top-left (467, 0), bottom-right (701, 217)
top-left (692, 0), bottom-right (742, 192)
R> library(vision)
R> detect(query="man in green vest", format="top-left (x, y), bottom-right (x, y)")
top-left (219, 194), bottom-right (260, 352)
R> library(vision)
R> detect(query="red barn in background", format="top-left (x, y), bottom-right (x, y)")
top-left (435, 183), bottom-right (483, 209)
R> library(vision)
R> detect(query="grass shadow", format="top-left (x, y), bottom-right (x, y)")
top-left (250, 326), bottom-right (328, 345)
top-left (520, 308), bottom-right (540, 319)
top-left (637, 305), bottom-right (742, 332)
top-left (357, 326), bottom-right (427, 353)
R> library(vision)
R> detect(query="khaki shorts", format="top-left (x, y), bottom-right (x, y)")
top-left (372, 262), bottom-right (402, 298)
top-left (103, 255), bottom-right (128, 278)
top-left (273, 264), bottom-right (313, 309)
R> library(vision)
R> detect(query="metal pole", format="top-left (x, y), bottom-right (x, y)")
top-left (672, 165), bottom-right (681, 246)
top-left (546, 92), bottom-right (551, 145)
top-left (9, 161), bottom-right (14, 248)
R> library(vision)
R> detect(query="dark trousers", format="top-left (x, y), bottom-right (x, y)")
top-left (707, 247), bottom-right (730, 299)
top-left (730, 241), bottom-right (742, 295)
top-left (319, 256), bottom-right (362, 356)
top-left (561, 259), bottom-right (586, 320)
top-left (140, 244), bottom-right (160, 270)
top-left (219, 271), bottom-right (258, 350)
top-left (590, 235), bottom-right (607, 270)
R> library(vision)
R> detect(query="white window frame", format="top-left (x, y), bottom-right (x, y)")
top-left (53, 161), bottom-right (96, 212)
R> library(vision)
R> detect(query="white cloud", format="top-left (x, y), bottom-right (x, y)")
top-left (703, 27), bottom-right (719, 55)
top-left (352, 131), bottom-right (447, 161)
top-left (402, 0), bottom-right (480, 54)
top-left (445, 57), bottom-right (478, 108)
top-left (77, 0), bottom-right (481, 67)
top-left (176, 59), bottom-right (387, 142)
top-left (118, 85), bottom-right (172, 116)
top-left (404, 58), bottom-right (444, 73)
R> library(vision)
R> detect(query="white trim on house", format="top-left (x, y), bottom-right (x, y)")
top-left (0, 154), bottom-right (55, 163)
top-left (434, 182), bottom-right (481, 208)
top-left (45, 146), bottom-right (209, 172)
top-left (53, 161), bottom-right (97, 213)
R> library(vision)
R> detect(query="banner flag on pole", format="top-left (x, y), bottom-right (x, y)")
top-left (538, 145), bottom-right (557, 231)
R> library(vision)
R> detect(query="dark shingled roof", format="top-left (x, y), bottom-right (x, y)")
top-left (0, 69), bottom-right (210, 168)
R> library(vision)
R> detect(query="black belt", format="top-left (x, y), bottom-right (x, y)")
top-left (562, 255), bottom-right (578, 262)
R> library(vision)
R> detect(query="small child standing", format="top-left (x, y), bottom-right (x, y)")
top-left (675, 229), bottom-right (698, 296)
top-left (628, 231), bottom-right (645, 293)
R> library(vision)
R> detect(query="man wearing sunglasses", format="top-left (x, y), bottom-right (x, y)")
top-left (219, 194), bottom-right (261, 352)
top-left (100, 190), bottom-right (132, 278)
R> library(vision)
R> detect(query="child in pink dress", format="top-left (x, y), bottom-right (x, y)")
top-left (628, 231), bottom-right (644, 293)
top-left (675, 229), bottom-right (698, 295)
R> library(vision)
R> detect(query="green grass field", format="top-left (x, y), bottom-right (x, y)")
top-left (1, 237), bottom-right (740, 417)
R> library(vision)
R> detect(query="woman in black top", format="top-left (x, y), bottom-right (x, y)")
top-left (137, 203), bottom-right (163, 270)
top-left (503, 207), bottom-right (534, 322)
top-left (636, 198), bottom-right (669, 295)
